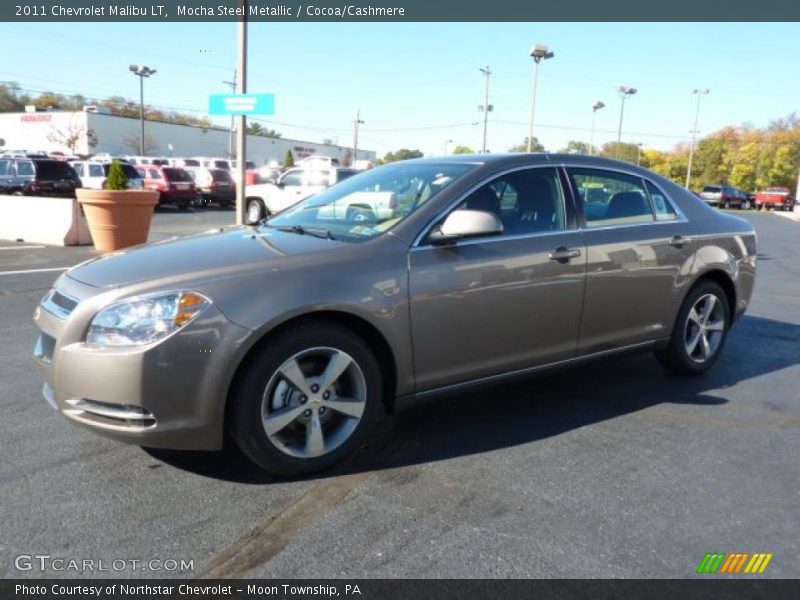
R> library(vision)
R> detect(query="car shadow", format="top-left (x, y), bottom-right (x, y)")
top-left (144, 314), bottom-right (800, 483)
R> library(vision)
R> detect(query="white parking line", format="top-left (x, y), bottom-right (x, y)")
top-left (0, 267), bottom-right (71, 276)
top-left (0, 245), bottom-right (47, 251)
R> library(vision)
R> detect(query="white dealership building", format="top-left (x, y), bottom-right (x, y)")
top-left (0, 109), bottom-right (376, 165)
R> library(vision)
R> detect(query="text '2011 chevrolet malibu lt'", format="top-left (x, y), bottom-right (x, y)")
top-left (33, 154), bottom-right (756, 475)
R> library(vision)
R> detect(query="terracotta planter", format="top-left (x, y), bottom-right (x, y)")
top-left (77, 188), bottom-right (159, 252)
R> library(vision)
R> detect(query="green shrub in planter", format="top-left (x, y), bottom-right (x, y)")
top-left (105, 160), bottom-right (129, 191)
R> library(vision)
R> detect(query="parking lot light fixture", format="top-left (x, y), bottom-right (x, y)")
top-left (444, 139), bottom-right (453, 155)
top-left (129, 65), bottom-right (156, 156)
top-left (590, 101), bottom-right (605, 155)
top-left (527, 44), bottom-right (554, 153)
top-left (616, 86), bottom-right (637, 157)
top-left (686, 88), bottom-right (709, 189)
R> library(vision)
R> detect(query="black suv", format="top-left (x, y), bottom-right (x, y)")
top-left (0, 158), bottom-right (82, 197)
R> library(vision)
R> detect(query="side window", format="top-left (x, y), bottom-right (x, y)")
top-left (72, 163), bottom-right (84, 177)
top-left (645, 180), bottom-right (677, 221)
top-left (89, 164), bottom-right (105, 177)
top-left (281, 170), bottom-right (303, 187)
top-left (17, 161), bottom-right (35, 176)
top-left (452, 167), bottom-right (567, 236)
top-left (569, 168), bottom-right (653, 227)
top-left (0, 160), bottom-right (9, 176)
top-left (149, 169), bottom-right (162, 179)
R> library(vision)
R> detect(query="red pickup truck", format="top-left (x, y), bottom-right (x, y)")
top-left (755, 187), bottom-right (796, 211)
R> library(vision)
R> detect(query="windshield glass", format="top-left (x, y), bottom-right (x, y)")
top-left (267, 162), bottom-right (475, 243)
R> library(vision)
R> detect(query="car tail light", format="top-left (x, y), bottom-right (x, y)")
top-left (209, 182), bottom-right (218, 191)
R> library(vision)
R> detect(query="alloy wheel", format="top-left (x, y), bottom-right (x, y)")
top-left (684, 294), bottom-right (726, 363)
top-left (260, 347), bottom-right (367, 458)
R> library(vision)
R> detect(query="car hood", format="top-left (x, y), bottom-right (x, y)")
top-left (66, 226), bottom-right (338, 288)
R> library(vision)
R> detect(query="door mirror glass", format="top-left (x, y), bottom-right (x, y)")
top-left (429, 209), bottom-right (504, 245)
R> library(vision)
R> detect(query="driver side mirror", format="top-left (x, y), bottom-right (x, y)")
top-left (428, 209), bottom-right (504, 245)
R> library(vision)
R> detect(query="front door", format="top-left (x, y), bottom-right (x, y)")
top-left (409, 167), bottom-right (586, 392)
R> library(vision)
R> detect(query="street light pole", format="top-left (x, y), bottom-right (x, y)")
top-left (234, 0), bottom-right (247, 226)
top-left (444, 139), bottom-right (453, 155)
top-left (637, 143), bottom-right (644, 166)
top-left (527, 44), bottom-right (554, 153)
top-left (590, 101), bottom-right (605, 155)
top-left (685, 88), bottom-right (709, 190)
top-left (479, 66), bottom-right (492, 153)
top-left (352, 109), bottom-right (364, 165)
top-left (616, 86), bottom-right (637, 158)
top-left (129, 65), bottom-right (156, 155)
top-left (223, 69), bottom-right (238, 159)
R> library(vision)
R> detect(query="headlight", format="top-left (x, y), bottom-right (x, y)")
top-left (86, 291), bottom-right (211, 347)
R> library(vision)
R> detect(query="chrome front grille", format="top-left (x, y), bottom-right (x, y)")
top-left (41, 289), bottom-right (79, 319)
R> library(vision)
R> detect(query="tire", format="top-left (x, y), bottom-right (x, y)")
top-left (193, 193), bottom-right (205, 208)
top-left (246, 199), bottom-right (263, 224)
top-left (741, 200), bottom-right (751, 210)
top-left (229, 321), bottom-right (383, 476)
top-left (11, 190), bottom-right (25, 196)
top-left (723, 200), bottom-right (731, 209)
top-left (655, 280), bottom-right (730, 375)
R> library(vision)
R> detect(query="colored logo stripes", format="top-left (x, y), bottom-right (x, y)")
top-left (697, 552), bottom-right (773, 574)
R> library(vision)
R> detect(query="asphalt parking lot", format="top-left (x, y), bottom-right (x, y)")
top-left (0, 209), bottom-right (798, 579)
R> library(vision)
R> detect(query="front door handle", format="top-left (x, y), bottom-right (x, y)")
top-left (548, 247), bottom-right (582, 262)
top-left (669, 235), bottom-right (691, 248)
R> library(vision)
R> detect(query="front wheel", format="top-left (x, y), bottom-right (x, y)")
top-left (656, 280), bottom-right (730, 375)
top-left (228, 321), bottom-right (383, 475)
top-left (246, 199), bottom-right (264, 224)
top-left (722, 200), bottom-right (731, 209)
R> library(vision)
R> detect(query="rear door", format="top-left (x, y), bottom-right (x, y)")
top-left (409, 166), bottom-right (586, 391)
top-left (566, 167), bottom-right (695, 354)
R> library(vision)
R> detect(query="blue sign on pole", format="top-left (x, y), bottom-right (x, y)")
top-left (208, 93), bottom-right (275, 116)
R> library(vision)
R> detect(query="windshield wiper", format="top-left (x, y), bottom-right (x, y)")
top-left (271, 224), bottom-right (336, 240)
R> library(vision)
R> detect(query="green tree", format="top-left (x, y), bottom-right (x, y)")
top-left (380, 149), bottom-right (424, 163)
top-left (246, 122), bottom-right (282, 138)
top-left (105, 161), bottom-right (129, 190)
top-left (508, 137), bottom-right (545, 152)
top-left (559, 140), bottom-right (591, 155)
top-left (283, 150), bottom-right (295, 168)
top-left (598, 142), bottom-right (640, 164)
top-left (452, 145), bottom-right (474, 154)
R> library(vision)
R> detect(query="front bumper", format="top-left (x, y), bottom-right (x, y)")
top-left (33, 276), bottom-right (252, 450)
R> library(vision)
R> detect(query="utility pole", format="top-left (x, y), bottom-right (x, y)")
top-left (685, 88), bottom-right (709, 190)
top-left (223, 69), bottom-right (237, 159)
top-left (352, 109), bottom-right (364, 166)
top-left (636, 143), bottom-right (643, 166)
top-left (234, 0), bottom-right (247, 225)
top-left (479, 66), bottom-right (492, 153)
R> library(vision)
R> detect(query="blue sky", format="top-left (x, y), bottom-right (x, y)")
top-left (2, 22), bottom-right (798, 157)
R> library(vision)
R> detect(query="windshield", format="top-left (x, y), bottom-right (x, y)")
top-left (267, 162), bottom-right (474, 243)
top-left (163, 168), bottom-right (193, 182)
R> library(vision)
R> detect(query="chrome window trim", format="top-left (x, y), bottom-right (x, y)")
top-left (411, 164), bottom-right (573, 249)
top-left (411, 162), bottom-right (688, 250)
top-left (555, 162), bottom-right (689, 225)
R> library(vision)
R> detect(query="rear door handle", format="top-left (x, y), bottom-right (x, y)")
top-left (669, 235), bottom-right (691, 248)
top-left (548, 247), bottom-right (582, 262)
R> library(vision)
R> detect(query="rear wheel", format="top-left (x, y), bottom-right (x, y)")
top-left (229, 321), bottom-right (383, 475)
top-left (656, 280), bottom-right (730, 375)
top-left (722, 199), bottom-right (731, 209)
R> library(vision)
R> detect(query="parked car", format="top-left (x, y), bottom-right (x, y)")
top-left (194, 157), bottom-right (232, 171)
top-left (170, 158), bottom-right (201, 168)
top-left (699, 185), bottom-right (750, 209)
top-left (244, 166), bottom-right (358, 223)
top-left (0, 157), bottom-right (81, 197)
top-left (297, 155), bottom-right (341, 168)
top-left (70, 160), bottom-right (144, 190)
top-left (33, 154), bottom-right (756, 475)
top-left (755, 187), bottom-right (795, 211)
top-left (125, 156), bottom-right (170, 167)
top-left (136, 165), bottom-right (196, 209)
top-left (186, 167), bottom-right (236, 207)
